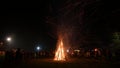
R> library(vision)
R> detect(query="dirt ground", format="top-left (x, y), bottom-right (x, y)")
top-left (0, 58), bottom-right (120, 68)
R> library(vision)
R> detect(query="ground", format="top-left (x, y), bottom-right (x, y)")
top-left (0, 58), bottom-right (120, 68)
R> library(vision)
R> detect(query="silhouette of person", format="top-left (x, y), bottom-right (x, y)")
top-left (15, 48), bottom-right (23, 61)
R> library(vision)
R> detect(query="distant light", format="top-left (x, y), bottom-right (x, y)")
top-left (7, 37), bottom-right (12, 42)
top-left (94, 48), bottom-right (98, 51)
top-left (67, 49), bottom-right (69, 53)
top-left (74, 50), bottom-right (80, 52)
top-left (36, 46), bottom-right (41, 51)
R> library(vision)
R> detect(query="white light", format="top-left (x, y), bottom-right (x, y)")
top-left (37, 46), bottom-right (40, 51)
top-left (7, 37), bottom-right (11, 42)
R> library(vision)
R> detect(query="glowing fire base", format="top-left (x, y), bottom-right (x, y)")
top-left (54, 40), bottom-right (66, 61)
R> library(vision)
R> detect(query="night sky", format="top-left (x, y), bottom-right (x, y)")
top-left (0, 0), bottom-right (120, 51)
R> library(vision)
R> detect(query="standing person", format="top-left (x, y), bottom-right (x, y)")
top-left (15, 48), bottom-right (23, 61)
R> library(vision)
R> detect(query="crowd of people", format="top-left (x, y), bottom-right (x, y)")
top-left (4, 48), bottom-right (54, 62)
top-left (5, 48), bottom-right (23, 62)
top-left (2, 47), bottom-right (120, 62)
top-left (67, 48), bottom-right (120, 61)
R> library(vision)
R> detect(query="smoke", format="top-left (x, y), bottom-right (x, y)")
top-left (57, 22), bottom-right (75, 49)
top-left (46, 0), bottom-right (97, 48)
top-left (55, 0), bottom-right (85, 49)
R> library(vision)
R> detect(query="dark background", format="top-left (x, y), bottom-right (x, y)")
top-left (0, 0), bottom-right (120, 51)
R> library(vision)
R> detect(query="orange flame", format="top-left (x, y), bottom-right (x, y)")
top-left (54, 39), bottom-right (65, 61)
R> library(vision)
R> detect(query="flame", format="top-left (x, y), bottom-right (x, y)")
top-left (54, 39), bottom-right (65, 61)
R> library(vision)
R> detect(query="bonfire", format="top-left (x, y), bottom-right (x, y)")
top-left (54, 39), bottom-right (66, 61)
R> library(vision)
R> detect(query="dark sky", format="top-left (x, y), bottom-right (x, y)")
top-left (0, 0), bottom-right (120, 51)
top-left (0, 0), bottom-right (55, 51)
